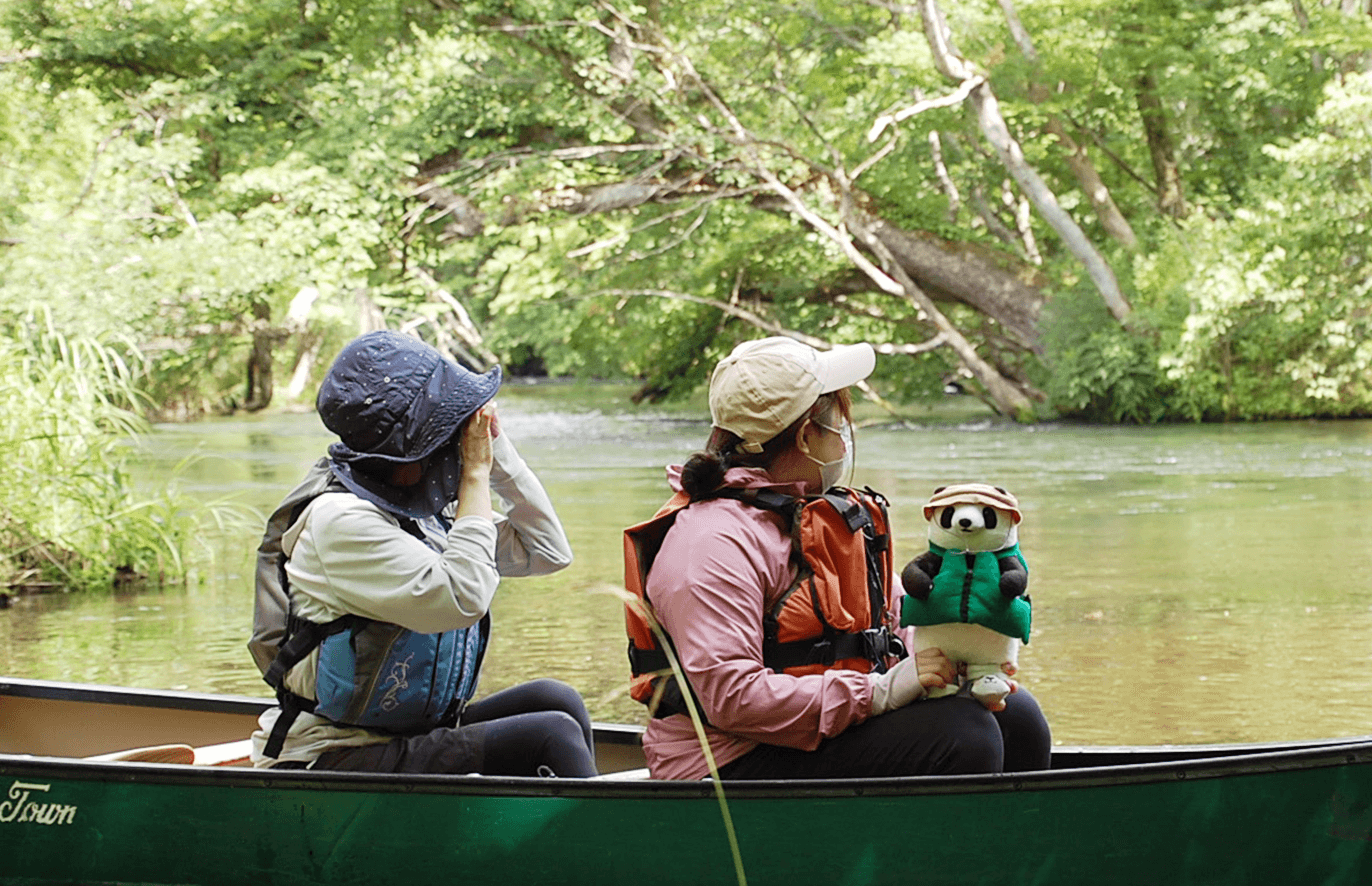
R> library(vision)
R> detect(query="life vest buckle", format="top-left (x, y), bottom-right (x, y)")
top-left (823, 492), bottom-right (870, 533)
top-left (860, 627), bottom-right (906, 669)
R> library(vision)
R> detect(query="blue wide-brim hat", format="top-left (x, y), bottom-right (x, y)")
top-left (317, 330), bottom-right (501, 518)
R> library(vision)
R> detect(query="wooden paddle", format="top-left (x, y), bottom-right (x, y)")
top-left (86, 744), bottom-right (196, 765)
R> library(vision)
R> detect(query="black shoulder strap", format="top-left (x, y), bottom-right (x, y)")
top-left (820, 490), bottom-right (872, 533)
top-left (711, 486), bottom-right (798, 521)
top-left (261, 613), bottom-right (362, 759)
top-left (263, 614), bottom-right (362, 692)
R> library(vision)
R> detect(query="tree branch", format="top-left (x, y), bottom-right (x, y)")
top-left (589, 287), bottom-right (937, 418)
top-left (866, 76), bottom-right (984, 142)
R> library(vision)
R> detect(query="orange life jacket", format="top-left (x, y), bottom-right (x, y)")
top-left (623, 485), bottom-right (903, 719)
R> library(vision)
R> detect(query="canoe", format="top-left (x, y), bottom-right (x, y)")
top-left (3, 677), bottom-right (1371, 886)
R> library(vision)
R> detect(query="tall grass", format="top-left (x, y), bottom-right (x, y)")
top-left (0, 309), bottom-right (210, 590)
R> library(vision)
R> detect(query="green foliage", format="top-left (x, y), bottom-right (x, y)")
top-left (4, 0), bottom-right (1372, 425)
top-left (1050, 56), bottom-right (1372, 428)
top-left (1148, 72), bottom-right (1372, 420)
top-left (1041, 279), bottom-right (1173, 424)
top-left (0, 309), bottom-right (220, 590)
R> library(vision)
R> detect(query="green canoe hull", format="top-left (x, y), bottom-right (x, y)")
top-left (2, 678), bottom-right (1371, 885)
top-left (5, 746), bottom-right (1372, 885)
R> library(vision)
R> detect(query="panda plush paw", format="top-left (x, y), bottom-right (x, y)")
top-left (969, 674), bottom-right (1012, 710)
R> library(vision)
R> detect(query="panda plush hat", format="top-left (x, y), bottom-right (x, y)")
top-left (925, 483), bottom-right (1022, 541)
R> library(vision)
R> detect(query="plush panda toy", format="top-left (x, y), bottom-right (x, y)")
top-left (899, 483), bottom-right (1031, 709)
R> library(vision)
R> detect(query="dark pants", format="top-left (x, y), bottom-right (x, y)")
top-left (310, 678), bottom-right (598, 777)
top-left (716, 688), bottom-right (1050, 780)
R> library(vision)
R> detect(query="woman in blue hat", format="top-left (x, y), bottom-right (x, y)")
top-left (249, 330), bottom-right (596, 777)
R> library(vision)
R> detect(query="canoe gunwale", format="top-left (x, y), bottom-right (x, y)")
top-left (0, 676), bottom-right (272, 716)
top-left (6, 739), bottom-right (1372, 801)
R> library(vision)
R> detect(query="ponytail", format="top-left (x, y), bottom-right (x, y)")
top-left (680, 427), bottom-right (749, 499)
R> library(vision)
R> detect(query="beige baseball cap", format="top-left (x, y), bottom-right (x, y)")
top-left (708, 337), bottom-right (876, 453)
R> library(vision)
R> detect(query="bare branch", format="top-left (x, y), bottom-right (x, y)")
top-left (591, 288), bottom-right (944, 358)
top-left (69, 124), bottom-right (132, 218)
top-left (928, 131), bottom-right (961, 222)
top-left (422, 142), bottom-right (674, 180)
top-left (159, 169), bottom-right (201, 239)
top-left (969, 183), bottom-right (1020, 246)
top-left (663, 50), bottom-right (911, 297)
top-left (1004, 181), bottom-right (1040, 265)
top-left (568, 200), bottom-right (711, 260)
top-left (0, 48), bottom-right (42, 65)
top-left (843, 208), bottom-right (1038, 421)
top-left (411, 182), bottom-right (484, 240)
top-left (995, 0), bottom-right (1039, 65)
top-left (407, 265), bottom-right (500, 370)
top-left (866, 76), bottom-right (983, 142)
top-left (850, 135), bottom-right (898, 182)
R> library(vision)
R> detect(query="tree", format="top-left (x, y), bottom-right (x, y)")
top-left (3, 0), bottom-right (1371, 423)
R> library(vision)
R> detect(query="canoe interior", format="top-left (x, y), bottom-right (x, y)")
top-left (6, 675), bottom-right (1372, 775)
top-left (0, 677), bottom-right (649, 773)
top-left (0, 683), bottom-right (264, 759)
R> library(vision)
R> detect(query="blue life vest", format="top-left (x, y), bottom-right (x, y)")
top-left (311, 600), bottom-right (488, 732)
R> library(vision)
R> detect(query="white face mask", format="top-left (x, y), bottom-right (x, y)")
top-left (804, 419), bottom-right (853, 490)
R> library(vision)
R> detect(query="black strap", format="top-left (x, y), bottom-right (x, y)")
top-left (263, 690), bottom-right (312, 759)
top-left (627, 641), bottom-right (671, 676)
top-left (631, 628), bottom-right (900, 675)
top-left (263, 614), bottom-right (361, 692)
top-left (859, 492), bottom-right (890, 629)
top-left (261, 615), bottom-right (360, 759)
top-left (763, 627), bottom-right (904, 672)
top-left (711, 486), bottom-right (798, 521)
top-left (821, 490), bottom-right (870, 533)
top-left (632, 625), bottom-right (905, 719)
top-left (651, 674), bottom-right (708, 724)
top-left (626, 640), bottom-right (712, 723)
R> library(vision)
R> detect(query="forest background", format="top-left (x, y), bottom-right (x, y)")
top-left (2, 0), bottom-right (1371, 588)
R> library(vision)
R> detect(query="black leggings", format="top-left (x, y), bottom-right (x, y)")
top-left (716, 688), bottom-right (1050, 780)
top-left (311, 678), bottom-right (598, 778)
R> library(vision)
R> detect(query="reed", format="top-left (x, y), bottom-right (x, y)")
top-left (601, 584), bottom-right (748, 886)
top-left (0, 309), bottom-right (230, 591)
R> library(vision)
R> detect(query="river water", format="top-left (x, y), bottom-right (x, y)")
top-left (3, 383), bottom-right (1370, 749)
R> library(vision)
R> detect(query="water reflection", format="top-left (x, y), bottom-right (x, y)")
top-left (2, 387), bottom-right (1370, 749)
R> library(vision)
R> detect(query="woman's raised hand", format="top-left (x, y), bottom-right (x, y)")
top-left (458, 404), bottom-right (496, 480)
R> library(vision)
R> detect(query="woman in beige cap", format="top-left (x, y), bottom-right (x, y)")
top-left (624, 336), bottom-right (1050, 780)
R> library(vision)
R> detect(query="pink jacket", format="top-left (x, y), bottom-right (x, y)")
top-left (642, 466), bottom-right (877, 780)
